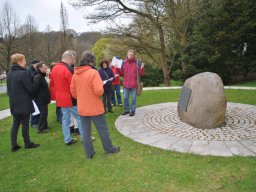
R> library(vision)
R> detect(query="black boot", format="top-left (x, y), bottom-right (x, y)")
top-left (25, 142), bottom-right (40, 149)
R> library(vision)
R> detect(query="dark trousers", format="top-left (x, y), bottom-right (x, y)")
top-left (30, 114), bottom-right (40, 126)
top-left (102, 89), bottom-right (112, 112)
top-left (80, 114), bottom-right (115, 158)
top-left (38, 104), bottom-right (48, 131)
top-left (56, 106), bottom-right (62, 123)
top-left (11, 114), bottom-right (31, 147)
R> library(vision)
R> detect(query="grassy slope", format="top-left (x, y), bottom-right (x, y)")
top-left (0, 89), bottom-right (255, 191)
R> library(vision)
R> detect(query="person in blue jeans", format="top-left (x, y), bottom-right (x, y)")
top-left (50, 50), bottom-right (85, 145)
top-left (117, 49), bottom-right (145, 116)
top-left (111, 65), bottom-right (122, 106)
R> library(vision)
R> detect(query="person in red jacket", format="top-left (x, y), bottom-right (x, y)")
top-left (49, 62), bottom-right (62, 124)
top-left (111, 65), bottom-right (122, 107)
top-left (117, 49), bottom-right (145, 116)
top-left (50, 50), bottom-right (84, 145)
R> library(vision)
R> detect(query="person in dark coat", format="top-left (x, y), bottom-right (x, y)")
top-left (26, 60), bottom-right (40, 127)
top-left (98, 59), bottom-right (115, 113)
top-left (7, 53), bottom-right (40, 152)
top-left (35, 62), bottom-right (51, 133)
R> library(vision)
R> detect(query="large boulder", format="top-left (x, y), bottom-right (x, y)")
top-left (178, 72), bottom-right (227, 128)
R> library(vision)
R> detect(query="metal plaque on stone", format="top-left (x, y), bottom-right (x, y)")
top-left (178, 86), bottom-right (192, 112)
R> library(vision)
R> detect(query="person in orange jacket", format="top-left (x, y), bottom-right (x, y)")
top-left (70, 51), bottom-right (120, 159)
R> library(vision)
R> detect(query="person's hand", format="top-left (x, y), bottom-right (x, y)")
top-left (141, 63), bottom-right (145, 69)
top-left (115, 74), bottom-right (119, 77)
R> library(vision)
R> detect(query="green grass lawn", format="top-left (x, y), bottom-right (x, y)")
top-left (0, 89), bottom-right (256, 191)
top-left (0, 93), bottom-right (9, 111)
top-left (231, 80), bottom-right (256, 87)
top-left (0, 79), bottom-right (6, 85)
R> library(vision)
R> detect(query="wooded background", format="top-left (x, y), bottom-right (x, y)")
top-left (1, 0), bottom-right (255, 85)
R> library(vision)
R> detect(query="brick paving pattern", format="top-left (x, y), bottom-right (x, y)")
top-left (115, 102), bottom-right (256, 157)
top-left (144, 102), bottom-right (256, 141)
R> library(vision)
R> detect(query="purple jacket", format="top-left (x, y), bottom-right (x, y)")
top-left (119, 59), bottom-right (144, 89)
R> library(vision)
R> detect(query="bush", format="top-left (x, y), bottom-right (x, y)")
top-left (172, 69), bottom-right (183, 81)
top-left (141, 65), bottom-right (163, 87)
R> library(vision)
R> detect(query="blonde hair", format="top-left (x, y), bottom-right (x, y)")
top-left (10, 53), bottom-right (25, 64)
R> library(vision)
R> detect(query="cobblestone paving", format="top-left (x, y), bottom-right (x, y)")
top-left (144, 102), bottom-right (256, 141)
top-left (115, 102), bottom-right (256, 157)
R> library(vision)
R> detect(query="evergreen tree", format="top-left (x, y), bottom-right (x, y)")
top-left (185, 0), bottom-right (256, 83)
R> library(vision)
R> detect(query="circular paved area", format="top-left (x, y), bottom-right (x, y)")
top-left (115, 102), bottom-right (256, 157)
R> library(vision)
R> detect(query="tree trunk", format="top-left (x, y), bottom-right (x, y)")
top-left (180, 33), bottom-right (187, 72)
top-left (158, 26), bottom-right (170, 86)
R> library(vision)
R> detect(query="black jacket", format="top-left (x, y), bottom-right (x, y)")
top-left (34, 72), bottom-right (51, 105)
top-left (7, 64), bottom-right (40, 115)
top-left (26, 64), bottom-right (38, 81)
top-left (98, 67), bottom-right (115, 91)
top-left (68, 64), bottom-right (77, 106)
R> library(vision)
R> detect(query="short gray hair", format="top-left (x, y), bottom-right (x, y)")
top-left (62, 50), bottom-right (77, 60)
top-left (79, 51), bottom-right (96, 66)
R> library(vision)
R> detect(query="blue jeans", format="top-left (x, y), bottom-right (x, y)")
top-left (61, 106), bottom-right (83, 143)
top-left (123, 87), bottom-right (137, 113)
top-left (111, 84), bottom-right (122, 105)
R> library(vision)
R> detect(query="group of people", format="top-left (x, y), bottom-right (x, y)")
top-left (7, 49), bottom-right (145, 159)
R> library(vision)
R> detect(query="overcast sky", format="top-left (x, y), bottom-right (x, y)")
top-left (4, 0), bottom-right (105, 33)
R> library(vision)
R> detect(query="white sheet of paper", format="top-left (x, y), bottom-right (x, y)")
top-left (103, 80), bottom-right (108, 85)
top-left (110, 56), bottom-right (123, 68)
top-left (32, 100), bottom-right (40, 116)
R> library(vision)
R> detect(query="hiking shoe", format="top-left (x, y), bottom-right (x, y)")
top-left (105, 147), bottom-right (120, 155)
top-left (65, 139), bottom-right (77, 145)
top-left (118, 104), bottom-right (123, 107)
top-left (129, 112), bottom-right (135, 116)
top-left (122, 111), bottom-right (130, 115)
top-left (11, 145), bottom-right (22, 152)
top-left (25, 142), bottom-right (40, 149)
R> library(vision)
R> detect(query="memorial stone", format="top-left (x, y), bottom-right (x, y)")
top-left (178, 72), bottom-right (227, 128)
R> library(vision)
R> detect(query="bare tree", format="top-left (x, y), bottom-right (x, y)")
top-left (0, 1), bottom-right (18, 71)
top-left (72, 0), bottom-right (172, 86)
top-left (23, 15), bottom-right (38, 61)
top-left (60, 1), bottom-right (69, 54)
